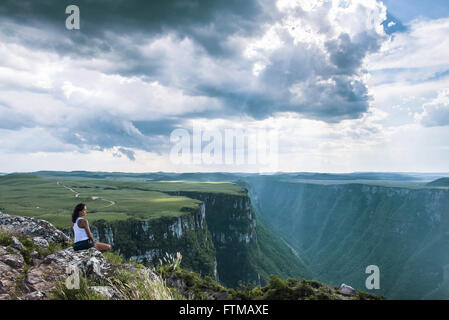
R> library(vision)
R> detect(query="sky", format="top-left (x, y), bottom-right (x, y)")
top-left (0, 0), bottom-right (449, 173)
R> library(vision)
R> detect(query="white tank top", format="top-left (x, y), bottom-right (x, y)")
top-left (73, 217), bottom-right (89, 243)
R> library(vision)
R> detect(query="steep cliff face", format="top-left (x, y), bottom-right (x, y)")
top-left (249, 179), bottom-right (449, 299)
top-left (66, 204), bottom-right (217, 278)
top-left (166, 191), bottom-right (258, 287)
top-left (165, 190), bottom-right (313, 288)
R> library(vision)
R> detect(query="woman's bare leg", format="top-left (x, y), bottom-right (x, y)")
top-left (94, 242), bottom-right (111, 252)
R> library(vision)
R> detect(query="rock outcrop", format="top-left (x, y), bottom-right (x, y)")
top-left (0, 242), bottom-right (116, 300)
top-left (0, 248), bottom-right (23, 300)
top-left (0, 212), bottom-right (70, 244)
top-left (23, 247), bottom-right (114, 298)
top-left (0, 212), bottom-right (114, 300)
top-left (338, 284), bottom-right (356, 296)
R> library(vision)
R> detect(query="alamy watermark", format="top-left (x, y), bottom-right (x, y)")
top-left (65, 264), bottom-right (80, 289)
top-left (365, 265), bottom-right (380, 290)
top-left (169, 123), bottom-right (279, 172)
top-left (66, 5), bottom-right (80, 30)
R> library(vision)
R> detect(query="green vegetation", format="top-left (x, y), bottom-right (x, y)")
top-left (154, 266), bottom-right (384, 300)
top-left (2, 229), bottom-right (383, 300)
top-left (0, 229), bottom-right (71, 266)
top-left (165, 190), bottom-right (313, 289)
top-left (246, 221), bottom-right (313, 285)
top-left (156, 262), bottom-right (229, 300)
top-left (426, 177), bottom-right (449, 187)
top-left (0, 174), bottom-right (244, 229)
top-left (51, 251), bottom-right (186, 300)
top-left (129, 180), bottom-right (246, 196)
top-left (0, 229), bottom-right (12, 246)
top-left (0, 174), bottom-right (254, 286)
top-left (51, 276), bottom-right (109, 300)
top-left (0, 173), bottom-right (314, 295)
top-left (0, 174), bottom-right (222, 280)
top-left (232, 275), bottom-right (384, 300)
top-left (248, 178), bottom-right (449, 299)
top-left (91, 215), bottom-right (217, 277)
top-left (108, 268), bottom-right (182, 300)
top-left (103, 251), bottom-right (125, 265)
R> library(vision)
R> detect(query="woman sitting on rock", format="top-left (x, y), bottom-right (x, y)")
top-left (72, 203), bottom-right (111, 253)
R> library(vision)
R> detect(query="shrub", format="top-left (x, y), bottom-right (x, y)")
top-left (50, 276), bottom-right (107, 300)
top-left (103, 251), bottom-right (124, 265)
top-left (0, 230), bottom-right (12, 246)
top-left (357, 290), bottom-right (385, 300)
top-left (107, 268), bottom-right (178, 300)
top-left (315, 291), bottom-right (333, 300)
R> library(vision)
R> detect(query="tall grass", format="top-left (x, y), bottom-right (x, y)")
top-left (51, 252), bottom-right (184, 300)
top-left (50, 267), bottom-right (178, 300)
top-left (108, 252), bottom-right (183, 300)
top-left (107, 268), bottom-right (180, 300)
top-left (159, 252), bottom-right (182, 271)
top-left (0, 229), bottom-right (12, 246)
top-left (50, 276), bottom-right (108, 300)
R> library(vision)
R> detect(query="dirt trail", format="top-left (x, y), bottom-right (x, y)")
top-left (57, 181), bottom-right (80, 198)
top-left (57, 181), bottom-right (116, 208)
top-left (102, 198), bottom-right (115, 208)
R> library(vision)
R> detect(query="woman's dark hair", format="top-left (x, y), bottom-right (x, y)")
top-left (72, 203), bottom-right (86, 223)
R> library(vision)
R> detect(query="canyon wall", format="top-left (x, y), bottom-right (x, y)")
top-left (248, 178), bottom-right (449, 299)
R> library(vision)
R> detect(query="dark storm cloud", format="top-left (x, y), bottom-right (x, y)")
top-left (0, 0), bottom-right (276, 57)
top-left (190, 28), bottom-right (383, 122)
top-left (325, 32), bottom-right (382, 75)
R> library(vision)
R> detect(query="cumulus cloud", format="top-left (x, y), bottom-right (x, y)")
top-left (418, 89), bottom-right (449, 127)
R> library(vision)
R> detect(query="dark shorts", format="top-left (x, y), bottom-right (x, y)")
top-left (73, 239), bottom-right (95, 251)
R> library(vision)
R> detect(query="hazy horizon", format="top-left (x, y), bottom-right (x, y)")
top-left (2, 170), bottom-right (449, 177)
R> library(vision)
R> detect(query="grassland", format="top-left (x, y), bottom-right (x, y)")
top-left (62, 178), bottom-right (247, 196)
top-left (0, 174), bottom-right (244, 229)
